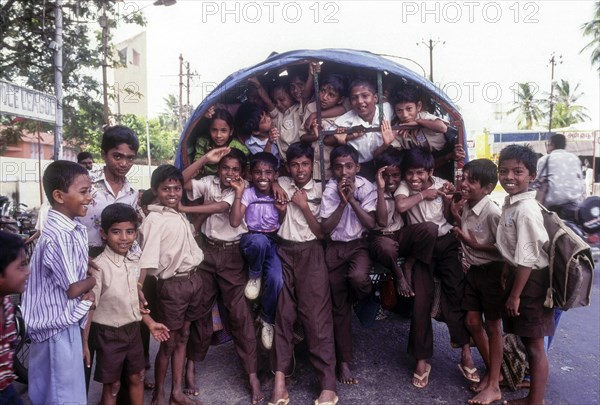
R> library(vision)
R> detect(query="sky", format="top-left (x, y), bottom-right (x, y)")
top-left (113, 0), bottom-right (600, 138)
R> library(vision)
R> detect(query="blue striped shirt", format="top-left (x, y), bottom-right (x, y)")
top-left (22, 209), bottom-right (92, 343)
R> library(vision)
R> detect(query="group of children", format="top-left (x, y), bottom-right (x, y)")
top-left (1, 63), bottom-right (551, 405)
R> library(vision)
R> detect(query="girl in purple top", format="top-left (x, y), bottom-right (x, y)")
top-left (230, 152), bottom-right (286, 350)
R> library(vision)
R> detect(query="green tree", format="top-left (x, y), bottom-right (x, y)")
top-left (120, 114), bottom-right (178, 164)
top-left (0, 0), bottom-right (144, 150)
top-left (549, 79), bottom-right (591, 128)
top-left (158, 94), bottom-right (181, 131)
top-left (580, 1), bottom-right (600, 71)
top-left (507, 83), bottom-right (545, 129)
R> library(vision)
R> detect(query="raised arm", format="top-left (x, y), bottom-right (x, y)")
top-left (247, 76), bottom-right (275, 112)
top-left (229, 178), bottom-right (247, 228)
top-left (183, 147), bottom-right (231, 190)
top-left (374, 167), bottom-right (389, 228)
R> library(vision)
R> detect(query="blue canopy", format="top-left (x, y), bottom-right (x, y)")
top-left (175, 48), bottom-right (465, 168)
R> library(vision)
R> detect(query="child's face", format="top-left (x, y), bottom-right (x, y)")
top-left (250, 162), bottom-right (277, 194)
top-left (459, 169), bottom-right (492, 204)
top-left (257, 112), bottom-right (272, 135)
top-left (101, 221), bottom-right (137, 256)
top-left (350, 85), bottom-right (378, 122)
top-left (498, 159), bottom-right (534, 196)
top-left (273, 88), bottom-right (294, 113)
top-left (102, 143), bottom-right (136, 180)
top-left (289, 76), bottom-right (305, 103)
top-left (53, 174), bottom-right (92, 218)
top-left (319, 84), bottom-right (343, 110)
top-left (382, 166), bottom-right (402, 193)
top-left (218, 157), bottom-right (243, 189)
top-left (404, 167), bottom-right (433, 192)
top-left (0, 249), bottom-right (30, 295)
top-left (332, 155), bottom-right (360, 184)
top-left (155, 178), bottom-right (183, 209)
top-left (210, 118), bottom-right (233, 147)
top-left (287, 155), bottom-right (313, 188)
top-left (394, 101), bottom-right (422, 123)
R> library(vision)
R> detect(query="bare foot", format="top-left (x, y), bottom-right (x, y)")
top-left (249, 373), bottom-right (264, 404)
top-left (392, 265), bottom-right (414, 297)
top-left (269, 371), bottom-right (288, 405)
top-left (402, 259), bottom-right (415, 296)
top-left (145, 380), bottom-right (156, 390)
top-left (468, 386), bottom-right (502, 404)
top-left (338, 362), bottom-right (358, 384)
top-left (151, 389), bottom-right (167, 405)
top-left (170, 392), bottom-right (202, 405)
top-left (183, 360), bottom-right (199, 396)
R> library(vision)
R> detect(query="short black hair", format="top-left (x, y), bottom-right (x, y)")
top-left (43, 160), bottom-right (89, 206)
top-left (321, 73), bottom-right (348, 98)
top-left (249, 152), bottom-right (278, 172)
top-left (390, 83), bottom-right (421, 106)
top-left (286, 142), bottom-right (313, 163)
top-left (235, 103), bottom-right (268, 137)
top-left (140, 189), bottom-right (156, 206)
top-left (375, 147), bottom-right (404, 170)
top-left (498, 144), bottom-right (538, 176)
top-left (151, 164), bottom-right (184, 191)
top-left (330, 144), bottom-right (359, 166)
top-left (101, 125), bottom-right (140, 153)
top-left (100, 203), bottom-right (138, 232)
top-left (348, 77), bottom-right (376, 95)
top-left (462, 159), bottom-right (498, 189)
top-left (218, 148), bottom-right (247, 171)
top-left (77, 151), bottom-right (93, 162)
top-left (0, 230), bottom-right (25, 275)
top-left (401, 147), bottom-right (434, 173)
top-left (549, 133), bottom-right (566, 149)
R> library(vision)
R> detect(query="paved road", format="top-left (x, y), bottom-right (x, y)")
top-left (18, 268), bottom-right (599, 405)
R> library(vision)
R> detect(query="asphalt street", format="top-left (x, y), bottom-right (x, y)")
top-left (18, 266), bottom-right (600, 405)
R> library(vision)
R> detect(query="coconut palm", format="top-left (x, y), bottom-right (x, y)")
top-left (549, 79), bottom-right (591, 128)
top-left (507, 82), bottom-right (545, 129)
top-left (580, 1), bottom-right (600, 71)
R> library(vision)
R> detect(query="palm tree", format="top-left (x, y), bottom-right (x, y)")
top-left (159, 94), bottom-right (180, 131)
top-left (549, 80), bottom-right (591, 128)
top-left (580, 1), bottom-right (600, 71)
top-left (507, 83), bottom-right (545, 129)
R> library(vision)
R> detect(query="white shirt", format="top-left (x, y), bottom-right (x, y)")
top-left (536, 149), bottom-right (585, 207)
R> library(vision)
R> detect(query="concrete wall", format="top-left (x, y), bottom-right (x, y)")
top-left (0, 156), bottom-right (156, 209)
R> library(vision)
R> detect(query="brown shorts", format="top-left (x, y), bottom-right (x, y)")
top-left (502, 266), bottom-right (555, 338)
top-left (156, 270), bottom-right (203, 331)
top-left (461, 261), bottom-right (505, 320)
top-left (91, 322), bottom-right (145, 384)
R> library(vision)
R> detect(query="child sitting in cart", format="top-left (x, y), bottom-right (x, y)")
top-left (193, 107), bottom-right (250, 177)
top-left (235, 102), bottom-right (281, 164)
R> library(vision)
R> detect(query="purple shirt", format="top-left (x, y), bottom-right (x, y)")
top-left (241, 187), bottom-right (280, 232)
top-left (22, 209), bottom-right (92, 343)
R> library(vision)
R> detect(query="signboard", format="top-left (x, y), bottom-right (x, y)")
top-left (0, 80), bottom-right (57, 124)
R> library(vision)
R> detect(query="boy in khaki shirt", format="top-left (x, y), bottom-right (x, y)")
top-left (138, 165), bottom-right (204, 405)
top-left (270, 142), bottom-right (338, 405)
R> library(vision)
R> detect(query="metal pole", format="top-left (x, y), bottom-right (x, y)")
top-left (101, 1), bottom-right (109, 126)
top-left (429, 39), bottom-right (433, 82)
top-left (178, 54), bottom-right (183, 131)
top-left (146, 119), bottom-right (152, 182)
top-left (548, 55), bottom-right (556, 132)
top-left (186, 61), bottom-right (190, 124)
top-left (53, 0), bottom-right (63, 160)
top-left (312, 67), bottom-right (325, 192)
top-left (37, 122), bottom-right (43, 204)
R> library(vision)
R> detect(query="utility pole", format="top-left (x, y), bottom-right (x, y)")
top-left (185, 61), bottom-right (190, 123)
top-left (100, 1), bottom-right (109, 127)
top-left (418, 37), bottom-right (445, 82)
top-left (178, 54), bottom-right (184, 131)
top-left (547, 53), bottom-right (563, 132)
top-left (53, 0), bottom-right (63, 160)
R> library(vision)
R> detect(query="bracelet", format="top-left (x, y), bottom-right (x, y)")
top-left (418, 192), bottom-right (424, 201)
top-left (137, 282), bottom-right (143, 289)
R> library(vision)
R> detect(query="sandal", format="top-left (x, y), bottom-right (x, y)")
top-left (412, 363), bottom-right (431, 388)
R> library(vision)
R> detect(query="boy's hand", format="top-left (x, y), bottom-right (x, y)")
top-left (452, 144), bottom-right (466, 161)
top-left (150, 322), bottom-right (170, 342)
top-left (453, 227), bottom-right (477, 248)
top-left (291, 189), bottom-right (309, 210)
top-left (230, 177), bottom-right (245, 194)
top-left (81, 290), bottom-right (95, 308)
top-left (450, 196), bottom-right (465, 220)
top-left (204, 147), bottom-right (231, 164)
top-left (274, 198), bottom-right (287, 215)
top-left (87, 260), bottom-right (100, 276)
top-left (272, 182), bottom-right (289, 204)
top-left (269, 128), bottom-right (279, 143)
top-left (376, 166), bottom-right (387, 190)
top-left (420, 188), bottom-right (440, 201)
top-left (247, 76), bottom-right (261, 88)
top-left (381, 120), bottom-right (394, 145)
top-left (505, 294), bottom-right (521, 317)
top-left (305, 114), bottom-right (317, 131)
top-left (138, 289), bottom-right (150, 315)
top-left (83, 344), bottom-right (91, 368)
top-left (203, 105), bottom-right (215, 119)
top-left (338, 178), bottom-right (355, 203)
top-left (333, 128), bottom-right (348, 145)
top-left (309, 61), bottom-right (321, 75)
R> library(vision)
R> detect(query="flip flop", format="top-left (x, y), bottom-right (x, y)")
top-left (458, 364), bottom-right (481, 383)
top-left (412, 363), bottom-right (431, 388)
top-left (267, 397), bottom-right (290, 405)
top-left (314, 396), bottom-right (339, 405)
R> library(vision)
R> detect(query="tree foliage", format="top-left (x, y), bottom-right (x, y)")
top-left (549, 79), bottom-right (590, 128)
top-left (120, 114), bottom-right (178, 164)
top-left (580, 1), bottom-right (600, 71)
top-left (507, 83), bottom-right (545, 129)
top-left (0, 0), bottom-right (145, 151)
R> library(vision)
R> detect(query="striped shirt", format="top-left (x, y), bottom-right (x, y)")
top-left (0, 296), bottom-right (17, 390)
top-left (22, 209), bottom-right (92, 343)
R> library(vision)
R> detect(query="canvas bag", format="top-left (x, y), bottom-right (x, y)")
top-left (534, 156), bottom-right (550, 204)
top-left (538, 203), bottom-right (595, 310)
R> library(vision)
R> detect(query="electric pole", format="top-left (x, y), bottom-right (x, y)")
top-left (418, 37), bottom-right (445, 82)
top-left (53, 0), bottom-right (63, 160)
top-left (547, 53), bottom-right (563, 132)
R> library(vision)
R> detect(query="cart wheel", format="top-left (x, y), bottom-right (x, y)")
top-left (13, 305), bottom-right (29, 384)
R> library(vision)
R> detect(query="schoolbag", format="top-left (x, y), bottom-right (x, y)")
top-left (538, 203), bottom-right (595, 310)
